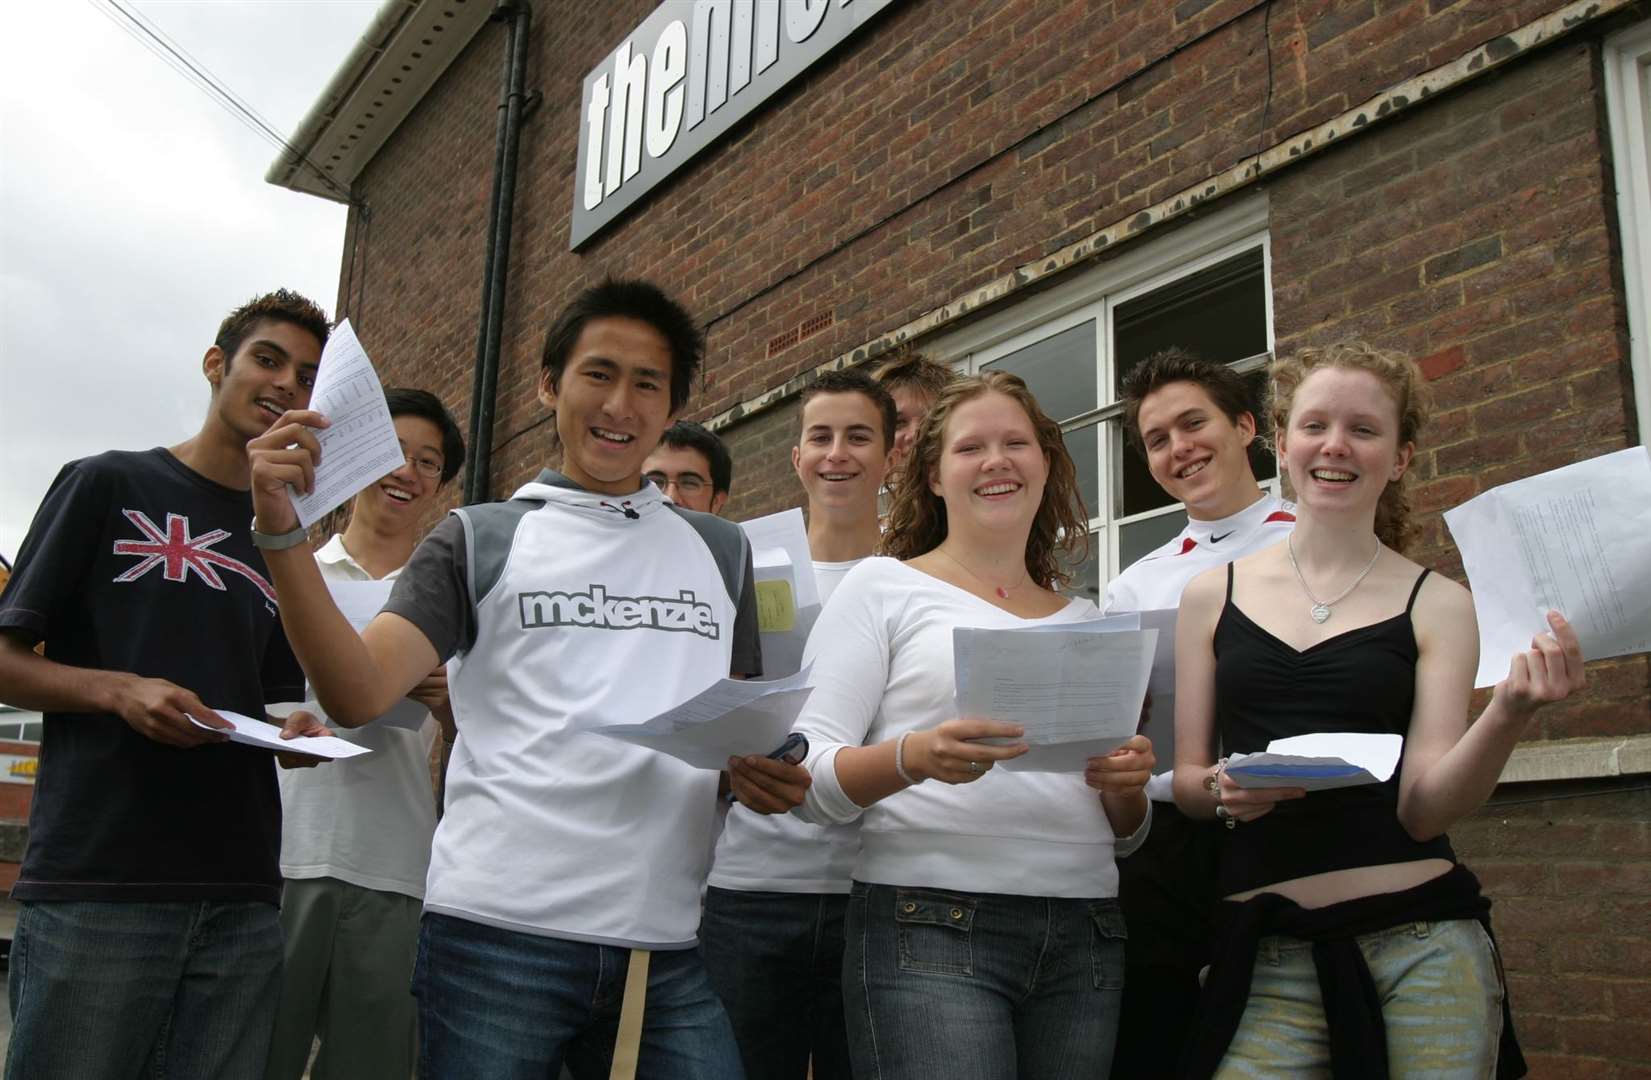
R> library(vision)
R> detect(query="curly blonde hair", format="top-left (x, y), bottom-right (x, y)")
top-left (1269, 341), bottom-right (1430, 552)
top-left (880, 370), bottom-right (1089, 588)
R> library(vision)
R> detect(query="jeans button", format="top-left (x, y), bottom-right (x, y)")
top-left (950, 909), bottom-right (963, 920)
top-left (902, 902), bottom-right (917, 914)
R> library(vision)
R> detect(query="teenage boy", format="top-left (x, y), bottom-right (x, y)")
top-left (1102, 348), bottom-right (1295, 1079)
top-left (0, 290), bottom-right (334, 1079)
top-left (871, 348), bottom-right (954, 475)
top-left (643, 420), bottom-right (733, 514)
top-left (264, 389), bottom-right (466, 1080)
top-left (701, 368), bottom-right (896, 1080)
top-left (245, 279), bottom-right (809, 1077)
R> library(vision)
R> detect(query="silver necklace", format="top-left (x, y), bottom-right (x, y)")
top-left (1286, 533), bottom-right (1381, 624)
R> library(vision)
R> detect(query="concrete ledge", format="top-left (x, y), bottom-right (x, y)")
top-left (1501, 734), bottom-right (1651, 785)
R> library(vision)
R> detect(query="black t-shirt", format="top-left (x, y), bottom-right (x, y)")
top-left (0, 448), bottom-right (304, 903)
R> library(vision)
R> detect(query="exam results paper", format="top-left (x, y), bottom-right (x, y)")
top-left (1443, 446), bottom-right (1651, 688)
top-left (287, 319), bottom-right (405, 528)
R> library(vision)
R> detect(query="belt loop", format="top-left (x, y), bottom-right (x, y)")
top-left (609, 948), bottom-right (651, 1080)
top-left (1413, 921), bottom-right (1430, 940)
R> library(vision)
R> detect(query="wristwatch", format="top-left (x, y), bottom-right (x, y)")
top-left (249, 516), bottom-right (309, 550)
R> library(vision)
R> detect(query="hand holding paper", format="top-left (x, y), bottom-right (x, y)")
top-left (187, 709), bottom-right (372, 760)
top-left (287, 319), bottom-right (406, 528)
top-left (1443, 446), bottom-right (1651, 687)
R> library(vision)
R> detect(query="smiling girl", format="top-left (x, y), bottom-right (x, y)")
top-left (792, 370), bottom-right (1154, 1079)
top-left (1172, 341), bottom-right (1586, 1078)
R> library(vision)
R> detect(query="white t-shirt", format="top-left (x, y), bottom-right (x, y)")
top-left (383, 473), bottom-right (761, 950)
top-left (708, 558), bottom-right (864, 895)
top-left (278, 535), bottom-right (439, 898)
top-left (1101, 492), bottom-right (1295, 801)
top-left (794, 557), bottom-right (1148, 899)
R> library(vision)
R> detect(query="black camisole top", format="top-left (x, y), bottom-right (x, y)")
top-left (1213, 563), bottom-right (1456, 897)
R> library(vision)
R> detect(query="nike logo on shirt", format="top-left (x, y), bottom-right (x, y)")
top-left (1210, 531), bottom-right (1234, 544)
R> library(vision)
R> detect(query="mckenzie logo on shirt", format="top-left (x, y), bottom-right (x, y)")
top-left (518, 585), bottom-right (721, 640)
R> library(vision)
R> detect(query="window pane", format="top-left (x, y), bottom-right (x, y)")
top-left (984, 320), bottom-right (1098, 423)
top-left (22, 722), bottom-right (43, 743)
top-left (1119, 508), bottom-right (1189, 570)
top-left (1068, 424), bottom-right (1099, 520)
top-left (1112, 248), bottom-right (1274, 516)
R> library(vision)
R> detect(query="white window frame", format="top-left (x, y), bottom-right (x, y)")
top-left (1605, 20), bottom-right (1651, 445)
top-left (926, 195), bottom-right (1276, 583)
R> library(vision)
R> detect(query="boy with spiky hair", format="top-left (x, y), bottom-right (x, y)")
top-left (701, 367), bottom-right (895, 1080)
top-left (0, 289), bottom-right (333, 1078)
top-left (643, 419), bottom-right (734, 514)
top-left (247, 279), bottom-right (808, 1077)
top-left (1105, 346), bottom-right (1294, 1079)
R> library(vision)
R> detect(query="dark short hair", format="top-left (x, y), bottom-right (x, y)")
top-left (655, 420), bottom-right (732, 496)
top-left (799, 369), bottom-right (898, 450)
top-left (871, 347), bottom-right (954, 400)
top-left (215, 289), bottom-right (330, 364)
top-left (384, 387), bottom-right (466, 486)
top-left (1119, 347), bottom-right (1256, 452)
top-left (540, 279), bottom-right (704, 414)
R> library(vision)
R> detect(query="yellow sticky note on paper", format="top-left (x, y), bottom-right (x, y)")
top-left (755, 579), bottom-right (797, 633)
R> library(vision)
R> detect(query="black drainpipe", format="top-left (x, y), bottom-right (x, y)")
top-left (465, 0), bottom-right (532, 505)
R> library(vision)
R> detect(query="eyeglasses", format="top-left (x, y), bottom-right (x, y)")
top-left (646, 471), bottom-right (706, 495)
top-left (398, 444), bottom-right (444, 480)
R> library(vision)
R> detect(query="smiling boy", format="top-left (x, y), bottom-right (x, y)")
top-left (1103, 347), bottom-right (1295, 1079)
top-left (0, 289), bottom-right (333, 1079)
top-left (245, 279), bottom-right (808, 1077)
top-left (701, 369), bottom-right (896, 1080)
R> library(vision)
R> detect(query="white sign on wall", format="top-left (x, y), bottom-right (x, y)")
top-left (571, 0), bottom-right (900, 248)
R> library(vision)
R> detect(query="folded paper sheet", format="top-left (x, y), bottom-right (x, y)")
top-left (741, 508), bottom-right (822, 678)
top-left (1225, 732), bottom-right (1402, 792)
top-left (189, 709), bottom-right (372, 760)
top-left (588, 666), bottom-right (815, 770)
top-left (288, 319), bottom-right (405, 528)
top-left (1444, 446), bottom-right (1651, 688)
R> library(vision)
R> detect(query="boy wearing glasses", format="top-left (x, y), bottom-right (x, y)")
top-left (264, 389), bottom-right (466, 1080)
top-left (643, 420), bottom-right (733, 514)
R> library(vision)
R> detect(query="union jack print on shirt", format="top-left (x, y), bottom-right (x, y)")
top-left (112, 509), bottom-right (277, 604)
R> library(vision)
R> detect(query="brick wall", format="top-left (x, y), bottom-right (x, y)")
top-left (336, 2), bottom-right (1650, 1072)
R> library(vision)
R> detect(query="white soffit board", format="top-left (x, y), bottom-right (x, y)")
top-left (266, 0), bottom-right (493, 202)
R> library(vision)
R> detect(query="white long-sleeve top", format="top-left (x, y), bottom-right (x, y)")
top-left (794, 557), bottom-right (1148, 899)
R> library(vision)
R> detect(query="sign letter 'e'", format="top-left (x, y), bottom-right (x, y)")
top-left (646, 20), bottom-right (687, 158)
top-left (785, 0), bottom-right (829, 43)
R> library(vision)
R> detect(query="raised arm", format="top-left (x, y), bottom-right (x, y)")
top-left (1397, 578), bottom-right (1584, 840)
top-left (249, 410), bottom-right (439, 725)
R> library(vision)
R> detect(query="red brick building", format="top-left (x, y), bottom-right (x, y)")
top-left (273, 1), bottom-right (1651, 1072)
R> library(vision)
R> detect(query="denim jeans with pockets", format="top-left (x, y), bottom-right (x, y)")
top-left (5, 899), bottom-right (282, 1080)
top-left (412, 912), bottom-right (744, 1079)
top-left (1216, 917), bottom-right (1505, 1079)
top-left (844, 881), bottom-right (1127, 1080)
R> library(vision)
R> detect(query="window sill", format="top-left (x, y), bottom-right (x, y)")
top-left (1500, 734), bottom-right (1651, 785)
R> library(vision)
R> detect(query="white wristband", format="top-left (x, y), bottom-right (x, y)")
top-left (894, 730), bottom-right (922, 787)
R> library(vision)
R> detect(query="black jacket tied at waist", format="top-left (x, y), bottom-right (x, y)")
top-left (1181, 864), bottom-right (1525, 1079)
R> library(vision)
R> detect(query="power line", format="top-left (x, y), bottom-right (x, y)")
top-left (86, 0), bottom-right (354, 201)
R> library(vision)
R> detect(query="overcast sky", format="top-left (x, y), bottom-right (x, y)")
top-left (1, 0), bottom-right (380, 559)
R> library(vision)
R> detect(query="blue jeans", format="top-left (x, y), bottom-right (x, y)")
top-left (412, 912), bottom-right (744, 1079)
top-left (5, 899), bottom-right (282, 1080)
top-left (844, 882), bottom-right (1126, 1080)
top-left (1217, 918), bottom-right (1504, 1078)
top-left (699, 886), bottom-right (851, 1080)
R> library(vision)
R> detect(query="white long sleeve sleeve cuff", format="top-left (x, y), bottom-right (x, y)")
top-left (1113, 797), bottom-right (1152, 859)
top-left (794, 744), bottom-right (866, 826)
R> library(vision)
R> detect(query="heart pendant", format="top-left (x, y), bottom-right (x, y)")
top-left (1310, 603), bottom-right (1331, 623)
